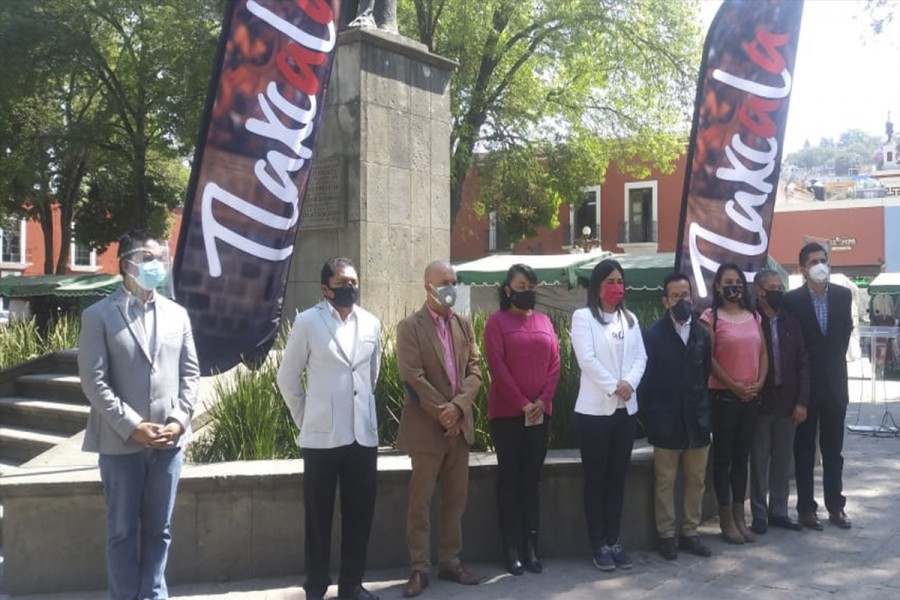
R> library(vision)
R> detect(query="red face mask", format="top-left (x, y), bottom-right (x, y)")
top-left (601, 282), bottom-right (625, 307)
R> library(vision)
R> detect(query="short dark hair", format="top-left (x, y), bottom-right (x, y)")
top-left (117, 229), bottom-right (161, 276)
top-left (799, 242), bottom-right (827, 267)
top-left (662, 272), bottom-right (691, 297)
top-left (321, 256), bottom-right (355, 285)
top-left (498, 263), bottom-right (538, 310)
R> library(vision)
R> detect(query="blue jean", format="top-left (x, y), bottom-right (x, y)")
top-left (98, 448), bottom-right (183, 600)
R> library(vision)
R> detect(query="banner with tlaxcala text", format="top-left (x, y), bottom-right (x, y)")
top-left (173, 0), bottom-right (341, 374)
top-left (675, 0), bottom-right (803, 306)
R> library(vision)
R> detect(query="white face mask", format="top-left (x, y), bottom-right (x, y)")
top-left (808, 262), bottom-right (830, 284)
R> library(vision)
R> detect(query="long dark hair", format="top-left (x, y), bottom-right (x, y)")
top-left (711, 262), bottom-right (752, 330)
top-left (498, 263), bottom-right (538, 310)
top-left (586, 259), bottom-right (633, 327)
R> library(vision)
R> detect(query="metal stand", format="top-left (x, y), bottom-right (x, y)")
top-left (848, 326), bottom-right (900, 437)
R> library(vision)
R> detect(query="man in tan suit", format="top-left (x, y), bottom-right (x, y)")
top-left (396, 261), bottom-right (482, 598)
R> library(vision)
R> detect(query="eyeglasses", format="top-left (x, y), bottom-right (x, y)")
top-left (130, 253), bottom-right (163, 263)
top-left (667, 292), bottom-right (691, 301)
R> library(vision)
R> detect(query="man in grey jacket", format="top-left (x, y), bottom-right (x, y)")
top-left (79, 229), bottom-right (199, 600)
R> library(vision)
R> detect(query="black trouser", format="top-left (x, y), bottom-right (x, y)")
top-left (490, 415), bottom-right (551, 545)
top-left (577, 409), bottom-right (636, 550)
top-left (711, 392), bottom-right (759, 505)
top-left (794, 400), bottom-right (847, 514)
top-left (302, 443), bottom-right (377, 597)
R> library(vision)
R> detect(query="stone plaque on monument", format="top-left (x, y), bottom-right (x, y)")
top-left (300, 157), bottom-right (345, 229)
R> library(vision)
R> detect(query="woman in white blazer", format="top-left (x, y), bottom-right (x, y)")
top-left (571, 259), bottom-right (647, 573)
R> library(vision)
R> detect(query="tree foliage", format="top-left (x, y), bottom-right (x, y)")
top-left (398, 0), bottom-right (702, 240)
top-left (785, 128), bottom-right (883, 175)
top-left (0, 0), bottom-right (221, 270)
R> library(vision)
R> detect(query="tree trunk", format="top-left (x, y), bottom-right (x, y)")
top-left (39, 203), bottom-right (54, 275)
top-left (55, 158), bottom-right (87, 274)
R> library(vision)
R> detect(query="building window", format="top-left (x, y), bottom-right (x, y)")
top-left (569, 186), bottom-right (601, 248)
top-left (488, 211), bottom-right (512, 252)
top-left (621, 181), bottom-right (658, 244)
top-left (70, 236), bottom-right (97, 270)
top-left (0, 220), bottom-right (26, 264)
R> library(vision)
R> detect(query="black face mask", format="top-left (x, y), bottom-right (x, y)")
top-left (670, 298), bottom-right (692, 322)
top-left (765, 289), bottom-right (784, 311)
top-left (329, 284), bottom-right (358, 307)
top-left (722, 285), bottom-right (743, 303)
top-left (509, 289), bottom-right (537, 311)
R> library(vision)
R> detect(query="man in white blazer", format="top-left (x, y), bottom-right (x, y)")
top-left (277, 257), bottom-right (382, 600)
top-left (79, 230), bottom-right (200, 600)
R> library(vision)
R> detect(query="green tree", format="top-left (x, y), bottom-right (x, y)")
top-left (0, 0), bottom-right (222, 264)
top-left (399, 0), bottom-right (702, 236)
top-left (0, 0), bottom-right (104, 273)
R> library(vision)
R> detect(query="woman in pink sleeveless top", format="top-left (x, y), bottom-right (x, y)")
top-left (700, 263), bottom-right (768, 546)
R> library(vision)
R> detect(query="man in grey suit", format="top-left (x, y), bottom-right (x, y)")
top-left (277, 257), bottom-right (382, 600)
top-left (79, 229), bottom-right (200, 600)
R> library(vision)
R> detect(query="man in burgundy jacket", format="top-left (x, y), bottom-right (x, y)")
top-left (749, 269), bottom-right (810, 534)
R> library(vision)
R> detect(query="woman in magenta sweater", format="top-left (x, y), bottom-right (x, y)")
top-left (485, 264), bottom-right (561, 576)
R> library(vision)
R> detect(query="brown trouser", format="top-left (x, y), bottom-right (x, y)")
top-left (407, 435), bottom-right (469, 572)
top-left (653, 446), bottom-right (710, 539)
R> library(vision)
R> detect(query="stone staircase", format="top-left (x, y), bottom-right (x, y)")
top-left (0, 350), bottom-right (89, 545)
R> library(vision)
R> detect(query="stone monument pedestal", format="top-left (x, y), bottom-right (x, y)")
top-left (283, 29), bottom-right (456, 325)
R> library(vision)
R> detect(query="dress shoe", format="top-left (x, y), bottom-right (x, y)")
top-left (338, 585), bottom-right (380, 600)
top-left (522, 530), bottom-right (543, 573)
top-left (437, 564), bottom-right (479, 585)
top-left (503, 545), bottom-right (525, 575)
top-left (750, 517), bottom-right (768, 535)
top-left (403, 571), bottom-right (429, 598)
top-left (658, 537), bottom-right (678, 560)
top-left (679, 535), bottom-right (712, 557)
top-left (306, 595), bottom-right (325, 600)
top-left (798, 511), bottom-right (824, 531)
top-left (829, 510), bottom-right (852, 529)
top-left (768, 515), bottom-right (803, 531)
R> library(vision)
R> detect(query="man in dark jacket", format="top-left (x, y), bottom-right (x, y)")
top-left (782, 243), bottom-right (853, 530)
top-left (749, 269), bottom-right (810, 535)
top-left (639, 272), bottom-right (712, 560)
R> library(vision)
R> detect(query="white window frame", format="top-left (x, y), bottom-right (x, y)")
top-left (0, 219), bottom-right (27, 267)
top-left (623, 180), bottom-right (659, 244)
top-left (488, 211), bottom-right (498, 251)
top-left (70, 238), bottom-right (98, 272)
top-left (569, 185), bottom-right (602, 247)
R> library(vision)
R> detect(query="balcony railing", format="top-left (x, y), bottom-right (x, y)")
top-left (618, 220), bottom-right (658, 244)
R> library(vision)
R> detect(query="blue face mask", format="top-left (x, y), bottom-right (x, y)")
top-left (131, 259), bottom-right (168, 291)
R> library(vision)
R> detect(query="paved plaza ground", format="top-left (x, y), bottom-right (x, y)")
top-left (6, 385), bottom-right (900, 600)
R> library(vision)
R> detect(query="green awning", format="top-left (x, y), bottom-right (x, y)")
top-left (575, 252), bottom-right (790, 293)
top-left (0, 274), bottom-right (122, 298)
top-left (868, 273), bottom-right (900, 295)
top-left (455, 250), bottom-right (611, 288)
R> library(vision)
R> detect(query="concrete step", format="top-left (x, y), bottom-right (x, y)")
top-left (0, 397), bottom-right (90, 435)
top-left (0, 426), bottom-right (70, 464)
top-left (14, 373), bottom-right (87, 404)
top-left (53, 349), bottom-right (80, 375)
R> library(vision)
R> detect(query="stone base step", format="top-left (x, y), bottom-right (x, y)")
top-left (15, 373), bottom-right (87, 404)
top-left (0, 397), bottom-right (90, 435)
top-left (0, 426), bottom-right (71, 464)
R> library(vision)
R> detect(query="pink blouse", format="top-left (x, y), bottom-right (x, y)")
top-left (700, 308), bottom-right (762, 390)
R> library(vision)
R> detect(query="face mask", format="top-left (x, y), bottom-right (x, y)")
top-left (765, 289), bottom-right (784, 311)
top-left (431, 284), bottom-right (457, 308)
top-left (600, 282), bottom-right (625, 308)
top-left (808, 263), bottom-right (830, 284)
top-left (509, 289), bottom-right (536, 311)
top-left (670, 298), bottom-right (692, 323)
top-left (129, 259), bottom-right (167, 291)
top-left (722, 285), bottom-right (743, 302)
top-left (329, 284), bottom-right (358, 307)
